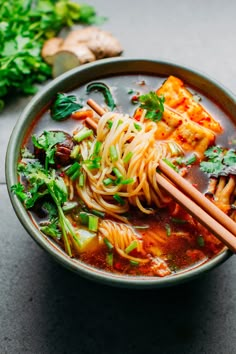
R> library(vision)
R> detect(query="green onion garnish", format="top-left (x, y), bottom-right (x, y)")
top-left (70, 145), bottom-right (80, 160)
top-left (130, 260), bottom-right (139, 266)
top-left (185, 154), bottom-right (197, 165)
top-left (107, 120), bottom-right (113, 129)
top-left (79, 212), bottom-right (89, 225)
top-left (106, 252), bottom-right (113, 266)
top-left (93, 141), bottom-right (102, 155)
top-left (134, 122), bottom-right (142, 131)
top-left (197, 235), bottom-right (205, 247)
top-left (62, 201), bottom-right (78, 212)
top-left (165, 223), bottom-right (171, 237)
top-left (83, 157), bottom-right (101, 170)
top-left (78, 173), bottom-right (84, 187)
top-left (103, 237), bottom-right (114, 250)
top-left (74, 128), bottom-right (93, 142)
top-left (123, 151), bottom-right (133, 163)
top-left (109, 145), bottom-right (118, 162)
top-left (103, 178), bottom-right (114, 186)
top-left (120, 178), bottom-right (134, 185)
top-left (162, 158), bottom-right (179, 172)
top-left (91, 209), bottom-right (105, 218)
top-left (88, 215), bottom-right (99, 232)
top-left (171, 217), bottom-right (187, 224)
top-left (113, 194), bottom-right (125, 206)
top-left (66, 162), bottom-right (81, 177)
top-left (112, 167), bottom-right (123, 183)
top-left (125, 240), bottom-right (138, 254)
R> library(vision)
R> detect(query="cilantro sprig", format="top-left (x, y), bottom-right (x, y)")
top-left (0, 0), bottom-right (104, 111)
top-left (200, 145), bottom-right (236, 176)
top-left (138, 91), bottom-right (165, 122)
top-left (11, 160), bottom-right (80, 257)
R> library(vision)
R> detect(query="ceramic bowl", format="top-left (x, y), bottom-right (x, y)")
top-left (5, 58), bottom-right (234, 288)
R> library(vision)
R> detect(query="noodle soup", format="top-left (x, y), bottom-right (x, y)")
top-left (12, 73), bottom-right (236, 277)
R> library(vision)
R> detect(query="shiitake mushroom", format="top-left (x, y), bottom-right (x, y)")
top-left (34, 131), bottom-right (74, 167)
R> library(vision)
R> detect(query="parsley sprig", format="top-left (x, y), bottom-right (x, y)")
top-left (0, 0), bottom-right (105, 111)
top-left (200, 145), bottom-right (236, 176)
top-left (138, 91), bottom-right (165, 122)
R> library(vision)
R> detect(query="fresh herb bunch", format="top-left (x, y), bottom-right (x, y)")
top-left (200, 145), bottom-right (236, 176)
top-left (138, 92), bottom-right (165, 122)
top-left (0, 0), bottom-right (104, 111)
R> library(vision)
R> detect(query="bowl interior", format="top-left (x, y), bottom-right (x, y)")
top-left (5, 58), bottom-right (234, 288)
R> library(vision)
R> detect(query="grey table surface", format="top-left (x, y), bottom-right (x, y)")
top-left (1, 0), bottom-right (236, 353)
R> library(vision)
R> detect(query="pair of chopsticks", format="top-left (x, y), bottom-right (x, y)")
top-left (86, 99), bottom-right (236, 253)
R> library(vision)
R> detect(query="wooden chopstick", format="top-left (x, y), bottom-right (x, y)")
top-left (156, 172), bottom-right (236, 252)
top-left (158, 160), bottom-right (236, 237)
top-left (86, 98), bottom-right (236, 253)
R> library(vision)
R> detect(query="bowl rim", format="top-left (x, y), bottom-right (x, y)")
top-left (5, 57), bottom-right (234, 288)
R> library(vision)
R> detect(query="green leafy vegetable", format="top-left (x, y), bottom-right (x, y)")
top-left (0, 0), bottom-right (104, 111)
top-left (11, 159), bottom-right (81, 257)
top-left (200, 146), bottom-right (236, 176)
top-left (51, 93), bottom-right (83, 120)
top-left (32, 130), bottom-right (65, 172)
top-left (138, 91), bottom-right (165, 122)
top-left (86, 82), bottom-right (116, 110)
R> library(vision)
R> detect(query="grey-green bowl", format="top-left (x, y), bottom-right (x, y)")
top-left (5, 58), bottom-right (234, 288)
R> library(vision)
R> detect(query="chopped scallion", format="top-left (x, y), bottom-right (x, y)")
top-left (106, 252), bottom-right (113, 266)
top-left (62, 201), bottom-right (78, 212)
top-left (91, 209), bottom-right (105, 218)
top-left (103, 237), bottom-right (114, 250)
top-left (185, 154), bottom-right (197, 165)
top-left (78, 173), bottom-right (84, 187)
top-left (107, 120), bottom-right (113, 129)
top-left (112, 167), bottom-right (123, 183)
top-left (162, 158), bottom-right (178, 172)
top-left (130, 260), bottom-right (139, 266)
top-left (165, 223), bottom-right (171, 237)
top-left (197, 235), bottom-right (205, 247)
top-left (103, 178), bottom-right (114, 186)
top-left (125, 240), bottom-right (138, 254)
top-left (120, 178), bottom-right (134, 185)
top-left (113, 194), bottom-right (125, 206)
top-left (109, 145), bottom-right (118, 162)
top-left (66, 162), bottom-right (81, 177)
top-left (93, 141), bottom-right (102, 155)
top-left (171, 217), bottom-right (187, 224)
top-left (88, 215), bottom-right (99, 232)
top-left (123, 151), bottom-right (133, 163)
top-left (79, 212), bottom-right (89, 225)
top-left (74, 128), bottom-right (93, 142)
top-left (70, 145), bottom-right (80, 160)
top-left (134, 122), bottom-right (142, 131)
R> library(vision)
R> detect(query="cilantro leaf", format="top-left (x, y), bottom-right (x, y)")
top-left (138, 92), bottom-right (165, 122)
top-left (51, 93), bottom-right (83, 121)
top-left (200, 145), bottom-right (236, 177)
top-left (10, 183), bottom-right (27, 202)
top-left (40, 219), bottom-right (61, 239)
top-left (32, 131), bottom-right (65, 171)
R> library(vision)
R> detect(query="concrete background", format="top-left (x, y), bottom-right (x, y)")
top-left (1, 0), bottom-right (236, 353)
